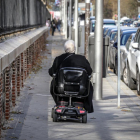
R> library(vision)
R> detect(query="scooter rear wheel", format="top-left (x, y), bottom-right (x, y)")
top-left (82, 114), bottom-right (87, 123)
top-left (53, 111), bottom-right (58, 122)
top-left (51, 108), bottom-right (54, 118)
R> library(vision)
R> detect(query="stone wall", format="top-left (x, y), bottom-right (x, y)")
top-left (0, 26), bottom-right (49, 135)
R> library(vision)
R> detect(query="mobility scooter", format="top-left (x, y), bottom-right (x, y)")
top-left (51, 67), bottom-right (91, 123)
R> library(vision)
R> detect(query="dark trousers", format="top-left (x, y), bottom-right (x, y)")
top-left (52, 27), bottom-right (55, 36)
top-left (50, 79), bottom-right (94, 113)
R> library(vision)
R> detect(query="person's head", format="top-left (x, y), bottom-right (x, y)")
top-left (64, 40), bottom-right (75, 53)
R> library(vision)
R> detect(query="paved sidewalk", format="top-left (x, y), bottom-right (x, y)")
top-left (1, 33), bottom-right (140, 140)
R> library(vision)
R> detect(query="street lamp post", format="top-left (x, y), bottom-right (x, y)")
top-left (94, 0), bottom-right (103, 100)
top-left (75, 0), bottom-right (78, 53)
top-left (69, 0), bottom-right (72, 40)
top-left (118, 0), bottom-right (121, 108)
top-left (64, 0), bottom-right (68, 39)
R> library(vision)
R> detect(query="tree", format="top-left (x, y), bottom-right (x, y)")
top-left (104, 0), bottom-right (113, 18)
top-left (128, 0), bottom-right (138, 18)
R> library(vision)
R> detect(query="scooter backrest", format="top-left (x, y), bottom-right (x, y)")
top-left (56, 67), bottom-right (88, 95)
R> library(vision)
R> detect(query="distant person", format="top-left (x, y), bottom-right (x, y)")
top-left (51, 19), bottom-right (56, 36)
top-left (57, 19), bottom-right (61, 32)
top-left (46, 18), bottom-right (51, 35)
top-left (46, 18), bottom-right (51, 27)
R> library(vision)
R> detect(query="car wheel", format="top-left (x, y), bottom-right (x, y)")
top-left (123, 66), bottom-right (128, 85)
top-left (51, 108), bottom-right (54, 118)
top-left (109, 60), bottom-right (114, 69)
top-left (82, 114), bottom-right (87, 123)
top-left (113, 55), bottom-right (118, 75)
top-left (136, 68), bottom-right (140, 95)
top-left (113, 67), bottom-right (116, 74)
top-left (127, 64), bottom-right (136, 90)
top-left (114, 60), bottom-right (118, 75)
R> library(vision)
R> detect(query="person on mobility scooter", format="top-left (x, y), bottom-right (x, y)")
top-left (49, 40), bottom-right (94, 123)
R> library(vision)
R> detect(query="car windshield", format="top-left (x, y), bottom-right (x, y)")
top-left (106, 29), bottom-right (112, 36)
top-left (114, 34), bottom-right (118, 42)
top-left (110, 32), bottom-right (117, 41)
top-left (121, 34), bottom-right (132, 45)
top-left (104, 29), bottom-right (109, 36)
top-left (92, 23), bottom-right (115, 32)
top-left (104, 23), bottom-right (115, 25)
top-left (103, 28), bottom-right (108, 35)
top-left (92, 23), bottom-right (95, 32)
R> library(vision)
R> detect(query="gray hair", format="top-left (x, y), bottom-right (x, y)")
top-left (64, 40), bottom-right (75, 53)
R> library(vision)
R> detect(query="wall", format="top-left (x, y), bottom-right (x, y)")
top-left (0, 26), bottom-right (49, 136)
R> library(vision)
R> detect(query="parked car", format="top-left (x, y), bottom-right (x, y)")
top-left (109, 28), bottom-right (138, 68)
top-left (90, 19), bottom-right (116, 33)
top-left (120, 21), bottom-right (124, 26)
top-left (122, 19), bottom-right (134, 27)
top-left (119, 33), bottom-right (136, 88)
top-left (109, 29), bottom-right (117, 41)
top-left (107, 29), bottom-right (118, 67)
top-left (90, 16), bottom-right (95, 21)
top-left (105, 26), bottom-right (136, 38)
top-left (110, 30), bottom-right (137, 73)
top-left (135, 22), bottom-right (140, 27)
top-left (103, 25), bottom-right (116, 36)
top-left (104, 26), bottom-right (117, 37)
top-left (122, 28), bottom-right (140, 94)
top-left (103, 19), bottom-right (116, 25)
top-left (107, 27), bottom-right (136, 68)
top-left (132, 21), bottom-right (139, 27)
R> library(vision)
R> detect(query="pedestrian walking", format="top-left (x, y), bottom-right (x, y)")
top-left (57, 19), bottom-right (61, 32)
top-left (46, 18), bottom-right (51, 35)
top-left (46, 18), bottom-right (51, 27)
top-left (51, 19), bottom-right (56, 36)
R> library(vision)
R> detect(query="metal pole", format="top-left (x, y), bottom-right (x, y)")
top-left (62, 0), bottom-right (64, 33)
top-left (75, 0), bottom-right (78, 54)
top-left (94, 0), bottom-right (103, 100)
top-left (117, 0), bottom-right (121, 107)
top-left (65, 0), bottom-right (68, 39)
top-left (85, 0), bottom-right (90, 58)
top-left (64, 0), bottom-right (66, 35)
top-left (69, 0), bottom-right (72, 39)
top-left (61, 0), bottom-right (64, 33)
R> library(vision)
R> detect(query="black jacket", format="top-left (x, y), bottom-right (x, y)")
top-left (49, 53), bottom-right (92, 76)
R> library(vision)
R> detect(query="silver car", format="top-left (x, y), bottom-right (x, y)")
top-left (120, 33), bottom-right (136, 89)
top-left (121, 28), bottom-right (140, 95)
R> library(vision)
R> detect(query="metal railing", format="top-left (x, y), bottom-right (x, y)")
top-left (0, 0), bottom-right (50, 37)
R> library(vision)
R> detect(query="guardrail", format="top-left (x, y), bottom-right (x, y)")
top-left (0, 26), bottom-right (49, 135)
